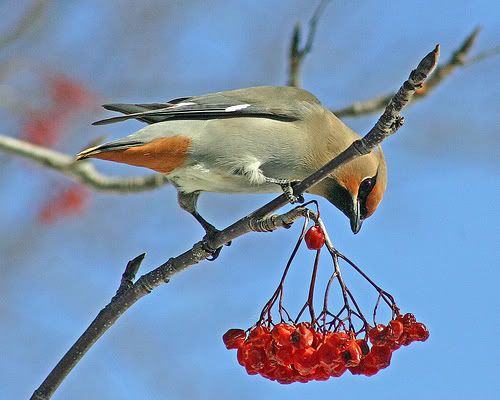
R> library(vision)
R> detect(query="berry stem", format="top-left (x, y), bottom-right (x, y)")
top-left (336, 251), bottom-right (396, 311)
top-left (258, 215), bottom-right (310, 324)
top-left (306, 249), bottom-right (321, 323)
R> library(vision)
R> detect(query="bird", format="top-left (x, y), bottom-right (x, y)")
top-left (76, 86), bottom-right (387, 237)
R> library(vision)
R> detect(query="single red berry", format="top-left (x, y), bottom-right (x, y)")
top-left (329, 360), bottom-right (348, 377)
top-left (271, 323), bottom-right (295, 346)
top-left (237, 342), bottom-right (251, 367)
top-left (273, 365), bottom-right (297, 384)
top-left (291, 322), bottom-right (314, 349)
top-left (407, 322), bottom-right (430, 342)
top-left (349, 356), bottom-right (380, 376)
top-left (370, 345), bottom-right (393, 369)
top-left (368, 324), bottom-right (387, 346)
top-left (325, 331), bottom-right (349, 347)
top-left (248, 325), bottom-right (272, 347)
top-left (356, 339), bottom-right (370, 356)
top-left (342, 340), bottom-right (363, 367)
top-left (222, 329), bottom-right (246, 350)
top-left (304, 225), bottom-right (326, 250)
top-left (401, 313), bottom-right (417, 328)
top-left (387, 319), bottom-right (404, 342)
top-left (317, 340), bottom-right (341, 368)
top-left (312, 366), bottom-right (331, 381)
top-left (293, 347), bottom-right (319, 375)
top-left (272, 344), bottom-right (295, 366)
top-left (246, 347), bottom-right (268, 373)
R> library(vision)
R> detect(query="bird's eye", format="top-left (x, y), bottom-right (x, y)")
top-left (359, 177), bottom-right (375, 197)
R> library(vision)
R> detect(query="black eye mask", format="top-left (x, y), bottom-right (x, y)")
top-left (358, 172), bottom-right (378, 219)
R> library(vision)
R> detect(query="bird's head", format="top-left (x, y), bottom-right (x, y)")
top-left (309, 147), bottom-right (387, 234)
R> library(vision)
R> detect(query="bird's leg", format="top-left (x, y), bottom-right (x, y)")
top-left (264, 177), bottom-right (304, 204)
top-left (177, 191), bottom-right (216, 233)
top-left (177, 191), bottom-right (230, 260)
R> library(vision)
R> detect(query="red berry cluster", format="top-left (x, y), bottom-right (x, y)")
top-left (223, 314), bottom-right (429, 383)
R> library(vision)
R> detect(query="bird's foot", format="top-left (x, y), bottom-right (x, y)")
top-left (265, 177), bottom-right (304, 204)
top-left (201, 226), bottom-right (231, 261)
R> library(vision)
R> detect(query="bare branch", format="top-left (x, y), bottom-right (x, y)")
top-left (30, 205), bottom-right (309, 400)
top-left (0, 0), bottom-right (49, 49)
top-left (463, 45), bottom-right (500, 66)
top-left (0, 135), bottom-right (168, 192)
top-left (333, 28), bottom-right (497, 117)
top-left (31, 46), bottom-right (439, 400)
top-left (287, 0), bottom-right (331, 87)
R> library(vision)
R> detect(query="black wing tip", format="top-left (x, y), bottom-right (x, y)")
top-left (92, 115), bottom-right (132, 126)
top-left (91, 104), bottom-right (125, 125)
top-left (102, 103), bottom-right (127, 111)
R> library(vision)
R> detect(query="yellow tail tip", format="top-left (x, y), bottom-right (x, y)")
top-left (75, 153), bottom-right (87, 160)
top-left (75, 145), bottom-right (100, 160)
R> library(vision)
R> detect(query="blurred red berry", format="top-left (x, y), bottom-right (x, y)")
top-left (304, 225), bottom-right (325, 250)
top-left (21, 111), bottom-right (65, 147)
top-left (49, 75), bottom-right (97, 113)
top-left (38, 184), bottom-right (90, 224)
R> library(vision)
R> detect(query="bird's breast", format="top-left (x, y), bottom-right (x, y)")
top-left (166, 163), bottom-right (281, 194)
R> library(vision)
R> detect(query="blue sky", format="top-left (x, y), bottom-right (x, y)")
top-left (1, 1), bottom-right (499, 399)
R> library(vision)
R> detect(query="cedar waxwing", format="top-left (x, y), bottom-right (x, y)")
top-left (76, 86), bottom-right (387, 234)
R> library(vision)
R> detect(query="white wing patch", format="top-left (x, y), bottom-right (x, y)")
top-left (174, 102), bottom-right (196, 107)
top-left (225, 104), bottom-right (250, 112)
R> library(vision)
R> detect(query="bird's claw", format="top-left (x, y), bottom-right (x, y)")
top-left (280, 181), bottom-right (304, 204)
top-left (264, 177), bottom-right (304, 204)
top-left (202, 227), bottom-right (231, 261)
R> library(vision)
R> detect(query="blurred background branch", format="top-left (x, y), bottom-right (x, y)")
top-left (0, 134), bottom-right (168, 192)
top-left (332, 27), bottom-right (497, 117)
top-left (0, 0), bottom-right (48, 50)
top-left (287, 0), bottom-right (331, 87)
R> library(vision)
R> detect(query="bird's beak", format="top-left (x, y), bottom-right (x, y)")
top-left (350, 197), bottom-right (363, 234)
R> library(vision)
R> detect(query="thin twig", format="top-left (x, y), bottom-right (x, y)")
top-left (113, 253), bottom-right (145, 299)
top-left (333, 28), bottom-right (496, 117)
top-left (465, 45), bottom-right (500, 65)
top-left (287, 0), bottom-right (331, 87)
top-left (31, 46), bottom-right (439, 400)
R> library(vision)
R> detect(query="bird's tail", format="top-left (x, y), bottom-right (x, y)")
top-left (75, 139), bottom-right (143, 160)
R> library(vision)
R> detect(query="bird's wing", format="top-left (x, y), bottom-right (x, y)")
top-left (92, 86), bottom-right (320, 126)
